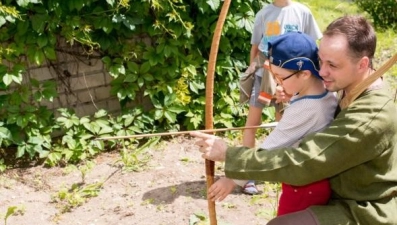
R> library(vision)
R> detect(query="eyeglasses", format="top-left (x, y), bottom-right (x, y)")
top-left (265, 60), bottom-right (301, 84)
top-left (278, 70), bottom-right (301, 81)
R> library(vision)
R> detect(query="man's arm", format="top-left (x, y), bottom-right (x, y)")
top-left (225, 92), bottom-right (393, 186)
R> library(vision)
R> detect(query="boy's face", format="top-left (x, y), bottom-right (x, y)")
top-left (318, 34), bottom-right (362, 94)
top-left (269, 64), bottom-right (302, 95)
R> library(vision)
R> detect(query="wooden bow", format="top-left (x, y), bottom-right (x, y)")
top-left (205, 0), bottom-right (231, 224)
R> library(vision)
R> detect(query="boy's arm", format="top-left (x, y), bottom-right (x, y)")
top-left (250, 44), bottom-right (259, 67)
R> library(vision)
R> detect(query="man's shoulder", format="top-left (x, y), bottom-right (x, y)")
top-left (354, 87), bottom-right (394, 110)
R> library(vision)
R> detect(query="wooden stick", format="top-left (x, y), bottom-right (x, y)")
top-left (96, 122), bottom-right (278, 140)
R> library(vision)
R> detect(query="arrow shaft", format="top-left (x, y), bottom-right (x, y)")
top-left (96, 122), bottom-right (278, 140)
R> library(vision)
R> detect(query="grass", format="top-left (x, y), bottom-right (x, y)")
top-left (298, 0), bottom-right (363, 30)
top-left (297, 0), bottom-right (397, 96)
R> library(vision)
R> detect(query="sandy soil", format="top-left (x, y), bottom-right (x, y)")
top-left (0, 136), bottom-right (278, 225)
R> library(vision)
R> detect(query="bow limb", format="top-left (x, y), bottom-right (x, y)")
top-left (205, 0), bottom-right (231, 224)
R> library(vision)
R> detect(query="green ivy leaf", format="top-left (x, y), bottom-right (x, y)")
top-left (167, 106), bottom-right (185, 114)
top-left (11, 65), bottom-right (24, 84)
top-left (57, 117), bottom-right (74, 129)
top-left (34, 50), bottom-right (45, 65)
top-left (189, 81), bottom-right (205, 94)
top-left (80, 117), bottom-right (90, 124)
top-left (37, 35), bottom-right (48, 48)
top-left (31, 14), bottom-right (47, 33)
top-left (164, 111), bottom-right (176, 123)
top-left (137, 77), bottom-right (144, 88)
top-left (82, 122), bottom-right (93, 132)
top-left (106, 0), bottom-right (115, 6)
top-left (154, 109), bottom-right (163, 120)
top-left (2, 73), bottom-right (13, 86)
top-left (102, 56), bottom-right (112, 68)
top-left (16, 0), bottom-right (41, 7)
top-left (44, 46), bottom-right (57, 60)
top-left (30, 78), bottom-right (40, 87)
top-left (122, 16), bottom-right (136, 31)
top-left (124, 73), bottom-right (138, 82)
top-left (140, 62), bottom-right (150, 74)
top-left (16, 144), bottom-right (26, 158)
top-left (142, 73), bottom-right (154, 81)
top-left (65, 138), bottom-right (77, 150)
top-left (68, 0), bottom-right (85, 11)
top-left (94, 109), bottom-right (107, 118)
top-left (98, 126), bottom-right (113, 135)
top-left (0, 16), bottom-right (6, 27)
top-left (126, 61), bottom-right (139, 72)
top-left (109, 64), bottom-right (125, 77)
top-left (95, 119), bottom-right (110, 127)
top-left (123, 115), bottom-right (134, 127)
top-left (93, 139), bottom-right (105, 150)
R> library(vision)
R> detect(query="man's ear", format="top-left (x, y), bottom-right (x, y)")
top-left (358, 56), bottom-right (370, 71)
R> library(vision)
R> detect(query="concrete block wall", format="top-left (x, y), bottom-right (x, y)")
top-left (2, 42), bottom-right (154, 119)
top-left (25, 51), bottom-right (121, 117)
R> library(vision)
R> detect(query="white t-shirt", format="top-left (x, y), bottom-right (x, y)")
top-left (251, 2), bottom-right (322, 77)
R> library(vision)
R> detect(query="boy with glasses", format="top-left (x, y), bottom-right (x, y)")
top-left (243, 0), bottom-right (322, 195)
top-left (211, 31), bottom-right (338, 215)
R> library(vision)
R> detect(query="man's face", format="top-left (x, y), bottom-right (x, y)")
top-left (318, 35), bottom-right (360, 94)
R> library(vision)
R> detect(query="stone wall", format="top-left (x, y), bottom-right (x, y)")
top-left (26, 47), bottom-right (121, 117)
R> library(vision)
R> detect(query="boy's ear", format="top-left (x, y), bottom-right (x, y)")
top-left (301, 70), bottom-right (312, 79)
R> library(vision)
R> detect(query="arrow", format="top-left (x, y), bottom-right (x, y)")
top-left (95, 122), bottom-right (278, 140)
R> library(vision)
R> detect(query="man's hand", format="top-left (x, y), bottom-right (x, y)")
top-left (190, 131), bottom-right (228, 162)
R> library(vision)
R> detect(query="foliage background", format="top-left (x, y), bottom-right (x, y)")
top-left (0, 0), bottom-right (395, 167)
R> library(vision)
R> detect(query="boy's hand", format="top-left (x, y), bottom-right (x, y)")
top-left (275, 85), bottom-right (292, 103)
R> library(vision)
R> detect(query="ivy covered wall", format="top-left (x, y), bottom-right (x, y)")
top-left (0, 0), bottom-right (268, 162)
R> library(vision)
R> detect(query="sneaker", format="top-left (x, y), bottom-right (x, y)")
top-left (242, 181), bottom-right (258, 195)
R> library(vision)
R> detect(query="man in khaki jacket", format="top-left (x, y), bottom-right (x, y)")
top-left (191, 15), bottom-right (397, 225)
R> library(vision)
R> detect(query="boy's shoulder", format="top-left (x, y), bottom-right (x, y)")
top-left (289, 2), bottom-right (313, 13)
top-left (259, 2), bottom-right (312, 13)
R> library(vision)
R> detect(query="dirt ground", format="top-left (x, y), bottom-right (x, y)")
top-left (0, 136), bottom-right (278, 225)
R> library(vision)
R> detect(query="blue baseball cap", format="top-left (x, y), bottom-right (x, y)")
top-left (268, 32), bottom-right (321, 79)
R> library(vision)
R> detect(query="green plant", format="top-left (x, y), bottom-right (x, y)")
top-left (51, 181), bottom-right (103, 213)
top-left (0, 0), bottom-right (269, 163)
top-left (250, 181), bottom-right (281, 220)
top-left (2, 205), bottom-right (25, 225)
top-left (188, 212), bottom-right (233, 225)
top-left (189, 212), bottom-right (208, 225)
top-left (0, 158), bottom-right (6, 172)
top-left (3, 206), bottom-right (15, 225)
top-left (78, 160), bottom-right (96, 184)
top-left (116, 136), bottom-right (160, 172)
top-left (354, 0), bottom-right (397, 30)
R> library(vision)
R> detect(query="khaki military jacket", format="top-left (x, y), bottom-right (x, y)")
top-left (225, 88), bottom-right (397, 224)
